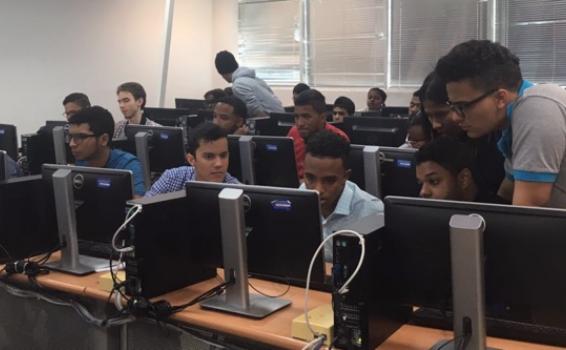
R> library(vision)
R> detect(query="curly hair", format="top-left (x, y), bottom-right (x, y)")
top-left (435, 40), bottom-right (522, 92)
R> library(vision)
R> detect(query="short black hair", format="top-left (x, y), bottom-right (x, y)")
top-left (215, 50), bottom-right (239, 75)
top-left (334, 96), bottom-right (355, 116)
top-left (216, 95), bottom-right (248, 120)
top-left (68, 106), bottom-right (115, 143)
top-left (435, 40), bottom-right (522, 92)
top-left (415, 137), bottom-right (474, 176)
top-left (408, 112), bottom-right (432, 140)
top-left (224, 87), bottom-right (233, 96)
top-left (424, 73), bottom-right (448, 104)
top-left (305, 130), bottom-right (351, 170)
top-left (204, 88), bottom-right (227, 101)
top-left (294, 89), bottom-right (326, 114)
top-left (117, 82), bottom-right (147, 108)
top-left (293, 83), bottom-right (310, 96)
top-left (187, 123), bottom-right (228, 156)
top-left (63, 93), bottom-right (91, 109)
top-left (412, 89), bottom-right (420, 97)
top-left (368, 87), bottom-right (387, 102)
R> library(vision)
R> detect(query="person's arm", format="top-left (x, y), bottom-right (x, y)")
top-left (497, 177), bottom-right (514, 202)
top-left (512, 181), bottom-right (553, 207)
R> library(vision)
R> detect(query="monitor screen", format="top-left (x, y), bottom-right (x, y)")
top-left (0, 124), bottom-right (18, 160)
top-left (185, 181), bottom-right (325, 288)
top-left (343, 116), bottom-right (409, 147)
top-left (123, 124), bottom-right (186, 173)
top-left (251, 136), bottom-right (299, 188)
top-left (0, 175), bottom-right (59, 264)
top-left (382, 196), bottom-right (566, 331)
top-left (42, 164), bottom-right (134, 245)
top-left (378, 147), bottom-right (419, 198)
top-left (143, 107), bottom-right (192, 127)
top-left (348, 145), bottom-right (366, 191)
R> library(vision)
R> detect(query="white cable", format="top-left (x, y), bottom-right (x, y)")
top-left (111, 204), bottom-right (143, 253)
top-left (302, 229), bottom-right (365, 349)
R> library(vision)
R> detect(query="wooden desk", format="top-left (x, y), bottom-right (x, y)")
top-left (1, 263), bottom-right (560, 350)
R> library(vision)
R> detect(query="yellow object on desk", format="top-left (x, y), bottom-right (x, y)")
top-left (291, 304), bottom-right (334, 346)
top-left (98, 271), bottom-right (125, 292)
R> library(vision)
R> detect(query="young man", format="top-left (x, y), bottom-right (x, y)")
top-left (293, 83), bottom-right (310, 102)
top-left (332, 96), bottom-right (355, 123)
top-left (302, 130), bottom-right (383, 261)
top-left (214, 50), bottom-right (285, 118)
top-left (204, 88), bottom-right (227, 109)
top-left (408, 90), bottom-right (422, 117)
top-left (416, 137), bottom-right (502, 203)
top-left (145, 123), bottom-right (239, 197)
top-left (212, 95), bottom-right (249, 135)
top-left (399, 112), bottom-right (432, 150)
top-left (114, 82), bottom-right (160, 139)
top-left (436, 40), bottom-right (566, 208)
top-left (422, 73), bottom-right (465, 138)
top-left (68, 106), bottom-right (145, 197)
top-left (63, 92), bottom-right (91, 120)
top-left (288, 89), bottom-right (350, 179)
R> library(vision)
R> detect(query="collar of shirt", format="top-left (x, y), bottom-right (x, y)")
top-left (497, 80), bottom-right (535, 159)
top-left (301, 181), bottom-right (354, 224)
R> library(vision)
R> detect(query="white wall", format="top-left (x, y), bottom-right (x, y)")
top-left (0, 0), bottom-right (215, 137)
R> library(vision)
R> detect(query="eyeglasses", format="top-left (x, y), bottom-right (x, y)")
top-left (447, 88), bottom-right (497, 116)
top-left (65, 132), bottom-right (98, 144)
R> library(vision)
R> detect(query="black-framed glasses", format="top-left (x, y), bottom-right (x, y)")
top-left (65, 132), bottom-right (98, 144)
top-left (447, 88), bottom-right (498, 116)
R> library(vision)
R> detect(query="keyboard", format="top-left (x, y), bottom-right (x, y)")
top-left (410, 307), bottom-right (566, 347)
top-left (78, 240), bottom-right (115, 259)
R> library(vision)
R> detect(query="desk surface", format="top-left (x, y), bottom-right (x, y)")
top-left (6, 260), bottom-right (563, 350)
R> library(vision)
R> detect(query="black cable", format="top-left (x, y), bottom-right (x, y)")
top-left (169, 279), bottom-right (234, 313)
top-left (248, 278), bottom-right (291, 298)
top-left (0, 243), bottom-right (12, 262)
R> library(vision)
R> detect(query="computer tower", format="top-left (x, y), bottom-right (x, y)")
top-left (332, 229), bottom-right (410, 349)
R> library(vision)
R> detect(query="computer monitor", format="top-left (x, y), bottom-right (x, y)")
top-left (254, 113), bottom-right (295, 136)
top-left (42, 164), bottom-right (134, 255)
top-left (174, 98), bottom-right (208, 110)
top-left (123, 124), bottom-right (186, 173)
top-left (0, 124), bottom-right (18, 160)
top-left (0, 150), bottom-right (8, 181)
top-left (186, 181), bottom-right (325, 288)
top-left (21, 121), bottom-right (72, 175)
top-left (0, 175), bottom-right (59, 264)
top-left (343, 116), bottom-right (409, 147)
top-left (143, 107), bottom-right (192, 127)
top-left (377, 146), bottom-right (419, 198)
top-left (227, 135), bottom-right (242, 182)
top-left (382, 196), bottom-right (566, 346)
top-left (360, 107), bottom-right (409, 118)
top-left (250, 136), bottom-right (299, 188)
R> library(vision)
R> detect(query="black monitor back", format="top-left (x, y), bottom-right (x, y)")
top-left (23, 121), bottom-right (72, 174)
top-left (379, 147), bottom-right (419, 198)
top-left (348, 145), bottom-right (365, 191)
top-left (252, 136), bottom-right (299, 188)
top-left (383, 196), bottom-right (566, 332)
top-left (174, 98), bottom-right (208, 110)
top-left (143, 107), bottom-right (192, 127)
top-left (360, 107), bottom-right (409, 118)
top-left (42, 165), bottom-right (133, 245)
top-left (0, 124), bottom-right (18, 160)
top-left (227, 135), bottom-right (242, 182)
top-left (343, 116), bottom-right (408, 147)
top-left (255, 113), bottom-right (295, 136)
top-left (0, 175), bottom-right (59, 263)
top-left (186, 182), bottom-right (325, 288)
top-left (123, 125), bottom-right (186, 173)
top-left (0, 151), bottom-right (7, 181)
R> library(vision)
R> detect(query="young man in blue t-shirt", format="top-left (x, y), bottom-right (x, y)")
top-left (68, 106), bottom-right (145, 197)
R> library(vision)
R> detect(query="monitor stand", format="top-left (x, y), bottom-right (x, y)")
top-left (45, 169), bottom-right (109, 275)
top-left (200, 188), bottom-right (291, 319)
top-left (430, 214), bottom-right (499, 350)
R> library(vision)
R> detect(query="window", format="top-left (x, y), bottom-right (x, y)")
top-left (238, 0), bottom-right (302, 84)
top-left (389, 0), bottom-right (480, 87)
top-left (497, 0), bottom-right (566, 85)
top-left (309, 0), bottom-right (387, 87)
top-left (239, 0), bottom-right (566, 87)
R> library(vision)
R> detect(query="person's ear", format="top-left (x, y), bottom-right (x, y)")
top-left (236, 117), bottom-right (244, 127)
top-left (186, 152), bottom-right (196, 166)
top-left (99, 133), bottom-right (109, 147)
top-left (457, 168), bottom-right (473, 190)
top-left (494, 89), bottom-right (509, 109)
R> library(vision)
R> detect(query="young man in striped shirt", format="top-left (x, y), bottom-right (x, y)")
top-left (145, 123), bottom-right (239, 197)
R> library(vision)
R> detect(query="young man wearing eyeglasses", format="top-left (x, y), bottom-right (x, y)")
top-left (68, 106), bottom-right (146, 197)
top-left (436, 40), bottom-right (566, 208)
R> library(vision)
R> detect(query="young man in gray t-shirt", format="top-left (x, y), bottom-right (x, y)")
top-left (435, 40), bottom-right (566, 208)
